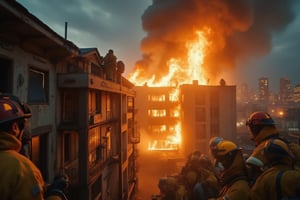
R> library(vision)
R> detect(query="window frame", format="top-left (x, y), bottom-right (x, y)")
top-left (28, 67), bottom-right (49, 104)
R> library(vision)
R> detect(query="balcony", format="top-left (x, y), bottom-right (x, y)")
top-left (58, 73), bottom-right (124, 92)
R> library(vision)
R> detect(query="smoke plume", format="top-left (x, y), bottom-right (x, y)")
top-left (131, 0), bottom-right (296, 85)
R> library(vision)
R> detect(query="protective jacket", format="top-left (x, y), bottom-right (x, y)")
top-left (249, 126), bottom-right (279, 164)
top-left (0, 131), bottom-right (45, 200)
top-left (246, 126), bottom-right (280, 186)
top-left (214, 150), bottom-right (250, 200)
top-left (250, 164), bottom-right (300, 200)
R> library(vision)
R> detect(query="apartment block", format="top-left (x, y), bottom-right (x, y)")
top-left (134, 85), bottom-right (180, 152)
top-left (0, 1), bottom-right (139, 200)
top-left (180, 82), bottom-right (237, 155)
top-left (135, 81), bottom-right (236, 158)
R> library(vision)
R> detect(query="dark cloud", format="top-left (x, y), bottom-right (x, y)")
top-left (16, 0), bottom-right (300, 89)
top-left (17, 0), bottom-right (150, 64)
top-left (131, 0), bottom-right (298, 85)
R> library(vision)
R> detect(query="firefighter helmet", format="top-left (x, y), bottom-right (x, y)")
top-left (209, 136), bottom-right (224, 149)
top-left (209, 136), bottom-right (224, 157)
top-left (211, 140), bottom-right (238, 158)
top-left (246, 111), bottom-right (275, 127)
top-left (246, 111), bottom-right (275, 139)
top-left (0, 94), bottom-right (31, 125)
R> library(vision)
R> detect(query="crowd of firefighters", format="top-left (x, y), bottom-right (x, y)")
top-left (2, 92), bottom-right (300, 200)
top-left (153, 112), bottom-right (300, 200)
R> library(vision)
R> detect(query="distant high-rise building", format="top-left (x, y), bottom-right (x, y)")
top-left (294, 84), bottom-right (300, 103)
top-left (237, 83), bottom-right (249, 103)
top-left (279, 77), bottom-right (292, 103)
top-left (258, 77), bottom-right (269, 105)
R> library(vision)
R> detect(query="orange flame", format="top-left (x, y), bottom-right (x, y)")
top-left (130, 30), bottom-right (209, 151)
top-left (129, 30), bottom-right (210, 86)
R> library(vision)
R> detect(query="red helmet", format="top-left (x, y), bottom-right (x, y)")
top-left (246, 111), bottom-right (275, 127)
top-left (0, 94), bottom-right (31, 125)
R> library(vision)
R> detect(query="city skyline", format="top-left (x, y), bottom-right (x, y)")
top-left (239, 76), bottom-right (300, 93)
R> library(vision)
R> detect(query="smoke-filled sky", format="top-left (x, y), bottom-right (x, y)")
top-left (17, 0), bottom-right (300, 91)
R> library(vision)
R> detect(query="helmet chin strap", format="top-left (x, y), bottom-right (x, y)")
top-left (16, 129), bottom-right (24, 141)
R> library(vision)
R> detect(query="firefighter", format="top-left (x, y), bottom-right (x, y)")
top-left (180, 150), bottom-right (219, 200)
top-left (209, 139), bottom-right (250, 200)
top-left (0, 94), bottom-right (67, 200)
top-left (0, 94), bottom-right (44, 199)
top-left (103, 49), bottom-right (117, 81)
top-left (209, 136), bottom-right (224, 180)
top-left (245, 111), bottom-right (288, 186)
top-left (250, 139), bottom-right (300, 199)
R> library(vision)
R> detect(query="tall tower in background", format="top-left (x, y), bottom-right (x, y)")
top-left (280, 77), bottom-right (292, 104)
top-left (258, 77), bottom-right (269, 106)
top-left (294, 85), bottom-right (300, 103)
top-left (237, 83), bottom-right (248, 103)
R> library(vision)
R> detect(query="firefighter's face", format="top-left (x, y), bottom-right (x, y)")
top-left (11, 119), bottom-right (26, 140)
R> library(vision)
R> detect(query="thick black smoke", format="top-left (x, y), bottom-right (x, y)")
top-left (131, 0), bottom-right (296, 84)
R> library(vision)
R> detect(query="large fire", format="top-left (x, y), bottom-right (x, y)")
top-left (129, 31), bottom-right (209, 87)
top-left (129, 30), bottom-right (210, 151)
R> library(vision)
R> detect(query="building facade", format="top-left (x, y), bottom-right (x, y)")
top-left (0, 1), bottom-right (139, 200)
top-left (180, 82), bottom-right (236, 155)
top-left (258, 77), bottom-right (269, 106)
top-left (134, 85), bottom-right (180, 151)
top-left (134, 81), bottom-right (236, 157)
top-left (57, 48), bottom-right (139, 200)
top-left (279, 77), bottom-right (292, 104)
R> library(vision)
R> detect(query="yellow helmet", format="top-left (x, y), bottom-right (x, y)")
top-left (209, 136), bottom-right (224, 149)
top-left (211, 140), bottom-right (238, 158)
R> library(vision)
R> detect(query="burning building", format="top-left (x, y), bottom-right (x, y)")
top-left (134, 80), bottom-right (236, 157)
top-left (130, 0), bottom-right (294, 157)
top-left (133, 80), bottom-right (236, 199)
top-left (130, 0), bottom-right (295, 198)
top-left (135, 85), bottom-right (181, 152)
